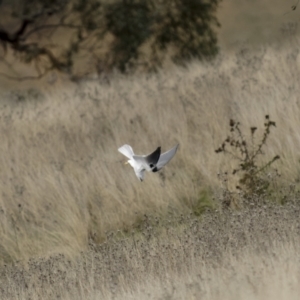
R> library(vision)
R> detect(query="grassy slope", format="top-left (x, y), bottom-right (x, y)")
top-left (0, 203), bottom-right (299, 299)
top-left (0, 2), bottom-right (299, 299)
top-left (0, 40), bottom-right (300, 262)
top-left (218, 0), bottom-right (299, 50)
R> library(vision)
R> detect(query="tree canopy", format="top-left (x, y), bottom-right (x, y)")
top-left (0, 0), bottom-right (221, 80)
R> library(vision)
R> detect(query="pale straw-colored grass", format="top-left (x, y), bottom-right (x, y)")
top-left (1, 203), bottom-right (299, 299)
top-left (110, 242), bottom-right (300, 300)
top-left (0, 39), bottom-right (300, 261)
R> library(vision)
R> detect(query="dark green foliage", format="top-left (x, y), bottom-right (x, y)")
top-left (215, 115), bottom-right (280, 206)
top-left (0, 0), bottom-right (222, 78)
top-left (104, 0), bottom-right (153, 72)
top-left (103, 0), bottom-right (221, 70)
top-left (153, 0), bottom-right (220, 64)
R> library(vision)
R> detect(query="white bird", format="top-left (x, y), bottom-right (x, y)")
top-left (118, 144), bottom-right (179, 181)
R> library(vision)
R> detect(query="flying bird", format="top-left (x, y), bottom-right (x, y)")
top-left (118, 144), bottom-right (179, 181)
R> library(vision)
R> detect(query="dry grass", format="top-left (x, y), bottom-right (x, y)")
top-left (0, 3), bottom-right (299, 298)
top-left (0, 39), bottom-right (300, 263)
top-left (0, 33), bottom-right (299, 300)
top-left (0, 202), bottom-right (300, 299)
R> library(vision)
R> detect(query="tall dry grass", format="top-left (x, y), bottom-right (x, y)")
top-left (0, 203), bottom-right (299, 299)
top-left (0, 39), bottom-right (300, 262)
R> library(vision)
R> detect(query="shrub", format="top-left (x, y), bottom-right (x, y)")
top-left (215, 115), bottom-right (280, 207)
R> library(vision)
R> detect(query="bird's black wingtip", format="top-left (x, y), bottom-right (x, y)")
top-left (152, 166), bottom-right (158, 173)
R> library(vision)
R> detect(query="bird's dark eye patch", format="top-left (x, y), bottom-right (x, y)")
top-left (149, 164), bottom-right (154, 168)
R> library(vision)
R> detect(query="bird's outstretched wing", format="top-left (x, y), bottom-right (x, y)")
top-left (118, 144), bottom-right (134, 159)
top-left (133, 146), bottom-right (161, 171)
top-left (155, 144), bottom-right (179, 171)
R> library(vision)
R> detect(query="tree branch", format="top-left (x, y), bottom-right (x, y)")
top-left (0, 70), bottom-right (50, 81)
top-left (23, 23), bottom-right (82, 40)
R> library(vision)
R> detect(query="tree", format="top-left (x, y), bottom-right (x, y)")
top-left (0, 0), bottom-right (221, 80)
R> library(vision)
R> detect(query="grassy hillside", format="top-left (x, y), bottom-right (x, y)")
top-left (0, 203), bottom-right (299, 299)
top-left (0, 39), bottom-right (300, 263)
top-left (0, 2), bottom-right (299, 298)
top-left (218, 0), bottom-right (299, 50)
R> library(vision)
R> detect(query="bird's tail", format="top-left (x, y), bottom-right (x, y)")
top-left (118, 144), bottom-right (134, 159)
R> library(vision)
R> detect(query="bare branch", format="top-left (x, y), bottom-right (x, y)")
top-left (0, 69), bottom-right (50, 81)
top-left (23, 23), bottom-right (82, 40)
